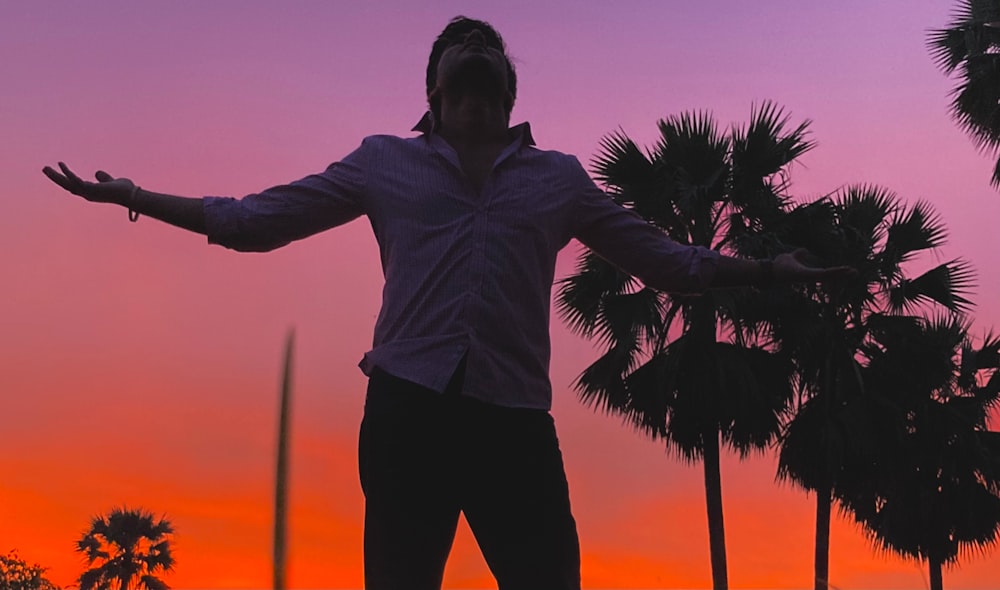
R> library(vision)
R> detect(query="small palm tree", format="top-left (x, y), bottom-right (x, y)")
top-left (845, 315), bottom-right (1000, 590)
top-left (928, 0), bottom-right (1000, 186)
top-left (774, 187), bottom-right (974, 590)
top-left (76, 507), bottom-right (174, 590)
top-left (0, 550), bottom-right (60, 590)
top-left (558, 102), bottom-right (810, 589)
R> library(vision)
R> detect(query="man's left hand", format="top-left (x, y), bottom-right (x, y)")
top-left (774, 249), bottom-right (857, 283)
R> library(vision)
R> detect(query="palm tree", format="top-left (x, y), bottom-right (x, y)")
top-left (774, 187), bottom-right (974, 590)
top-left (76, 507), bottom-right (174, 590)
top-left (1, 550), bottom-right (60, 590)
top-left (928, 0), bottom-right (1000, 186)
top-left (557, 102), bottom-right (811, 589)
top-left (844, 315), bottom-right (1000, 590)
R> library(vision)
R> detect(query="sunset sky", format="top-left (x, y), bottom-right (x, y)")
top-left (3, 1), bottom-right (1000, 588)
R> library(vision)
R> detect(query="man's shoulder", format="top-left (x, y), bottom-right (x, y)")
top-left (358, 133), bottom-right (425, 148)
top-left (345, 134), bottom-right (432, 162)
top-left (519, 144), bottom-right (585, 173)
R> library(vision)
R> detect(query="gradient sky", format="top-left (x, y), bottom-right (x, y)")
top-left (3, 1), bottom-right (1000, 588)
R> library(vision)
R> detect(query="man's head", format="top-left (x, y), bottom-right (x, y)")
top-left (426, 16), bottom-right (517, 123)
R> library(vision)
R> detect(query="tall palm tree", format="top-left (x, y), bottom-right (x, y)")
top-left (928, 0), bottom-right (1000, 186)
top-left (774, 187), bottom-right (974, 590)
top-left (844, 315), bottom-right (1000, 590)
top-left (557, 102), bottom-right (810, 589)
top-left (76, 507), bottom-right (174, 590)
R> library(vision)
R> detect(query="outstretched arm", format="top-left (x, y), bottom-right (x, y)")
top-left (570, 165), bottom-right (856, 291)
top-left (42, 162), bottom-right (206, 234)
top-left (710, 249), bottom-right (856, 289)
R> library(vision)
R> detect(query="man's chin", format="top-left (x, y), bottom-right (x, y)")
top-left (443, 79), bottom-right (505, 103)
top-left (442, 58), bottom-right (506, 96)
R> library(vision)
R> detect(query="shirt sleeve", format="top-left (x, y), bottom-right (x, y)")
top-left (568, 156), bottom-right (719, 293)
top-left (203, 139), bottom-right (369, 252)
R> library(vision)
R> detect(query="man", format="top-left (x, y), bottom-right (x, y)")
top-left (44, 16), bottom-right (850, 590)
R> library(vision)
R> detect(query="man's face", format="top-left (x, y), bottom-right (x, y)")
top-left (433, 28), bottom-right (511, 104)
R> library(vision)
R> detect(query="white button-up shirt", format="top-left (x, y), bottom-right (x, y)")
top-left (203, 117), bottom-right (719, 409)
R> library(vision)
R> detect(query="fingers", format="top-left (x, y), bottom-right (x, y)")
top-left (42, 165), bottom-right (65, 184)
top-left (790, 248), bottom-right (809, 261)
top-left (43, 162), bottom-right (99, 197)
top-left (788, 248), bottom-right (823, 268)
top-left (95, 170), bottom-right (114, 182)
top-left (59, 161), bottom-right (85, 185)
top-left (42, 165), bottom-right (76, 192)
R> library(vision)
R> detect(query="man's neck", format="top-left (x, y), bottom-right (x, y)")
top-left (437, 96), bottom-right (509, 149)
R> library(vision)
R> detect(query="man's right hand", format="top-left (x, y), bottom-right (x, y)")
top-left (42, 162), bottom-right (136, 205)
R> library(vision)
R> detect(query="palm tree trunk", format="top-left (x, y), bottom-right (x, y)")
top-left (929, 557), bottom-right (943, 590)
top-left (703, 426), bottom-right (728, 590)
top-left (814, 484), bottom-right (832, 590)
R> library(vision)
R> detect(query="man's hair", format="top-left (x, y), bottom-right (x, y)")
top-left (426, 16), bottom-right (517, 120)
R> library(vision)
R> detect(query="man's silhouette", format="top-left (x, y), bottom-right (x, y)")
top-left (44, 16), bottom-right (851, 590)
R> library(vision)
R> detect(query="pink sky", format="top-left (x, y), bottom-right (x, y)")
top-left (3, 1), bottom-right (999, 587)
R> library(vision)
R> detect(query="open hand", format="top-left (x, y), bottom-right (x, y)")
top-left (42, 162), bottom-right (135, 205)
top-left (774, 249), bottom-right (857, 283)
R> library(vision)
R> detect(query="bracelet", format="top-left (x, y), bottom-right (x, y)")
top-left (128, 185), bottom-right (141, 222)
top-left (758, 259), bottom-right (775, 287)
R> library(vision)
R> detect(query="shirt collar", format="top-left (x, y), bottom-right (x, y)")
top-left (411, 111), bottom-right (536, 147)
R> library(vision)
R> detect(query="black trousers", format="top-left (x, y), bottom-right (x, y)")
top-left (359, 368), bottom-right (581, 590)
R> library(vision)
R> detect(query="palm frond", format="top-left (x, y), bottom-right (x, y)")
top-left (575, 340), bottom-right (638, 418)
top-left (78, 569), bottom-right (104, 590)
top-left (833, 185), bottom-right (897, 252)
top-left (715, 344), bottom-right (794, 456)
top-left (602, 287), bottom-right (666, 346)
top-left (730, 101), bottom-right (814, 207)
top-left (887, 260), bottom-right (976, 314)
top-left (973, 330), bottom-right (1000, 369)
top-left (882, 201), bottom-right (948, 265)
top-left (555, 249), bottom-right (639, 342)
top-left (653, 111), bottom-right (731, 237)
top-left (928, 0), bottom-right (1000, 186)
top-left (929, 25), bottom-right (972, 74)
top-left (928, 0), bottom-right (1000, 72)
top-left (591, 128), bottom-right (652, 194)
top-left (622, 350), bottom-right (678, 438)
top-left (949, 54), bottom-right (1000, 153)
top-left (591, 129), bottom-right (687, 232)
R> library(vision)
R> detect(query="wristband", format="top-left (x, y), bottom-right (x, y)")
top-left (128, 185), bottom-right (141, 222)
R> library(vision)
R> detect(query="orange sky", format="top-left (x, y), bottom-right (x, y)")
top-left (3, 1), bottom-right (1000, 588)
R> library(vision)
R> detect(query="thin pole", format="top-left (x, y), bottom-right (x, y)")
top-left (273, 329), bottom-right (295, 590)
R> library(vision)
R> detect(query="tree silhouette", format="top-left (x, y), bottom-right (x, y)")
top-left (773, 188), bottom-right (974, 589)
top-left (0, 550), bottom-right (60, 590)
top-left (557, 102), bottom-right (810, 589)
top-left (929, 0), bottom-right (1000, 186)
top-left (843, 315), bottom-right (1000, 590)
top-left (76, 507), bottom-right (174, 590)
